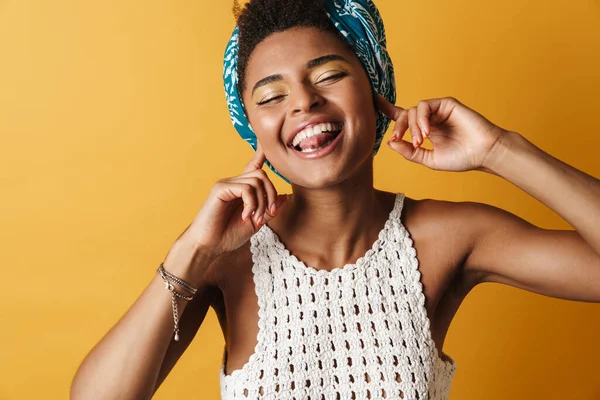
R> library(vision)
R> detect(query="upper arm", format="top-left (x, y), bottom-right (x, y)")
top-left (458, 201), bottom-right (600, 302)
top-left (152, 260), bottom-right (222, 394)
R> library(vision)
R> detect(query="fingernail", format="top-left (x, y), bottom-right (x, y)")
top-left (391, 134), bottom-right (397, 141)
top-left (270, 204), bottom-right (276, 215)
top-left (257, 216), bottom-right (263, 227)
top-left (413, 139), bottom-right (418, 149)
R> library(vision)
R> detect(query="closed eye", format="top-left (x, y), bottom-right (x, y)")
top-left (256, 72), bottom-right (348, 105)
top-left (317, 71), bottom-right (348, 84)
top-left (257, 95), bottom-right (285, 105)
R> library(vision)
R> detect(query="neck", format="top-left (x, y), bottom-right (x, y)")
top-left (269, 160), bottom-right (398, 271)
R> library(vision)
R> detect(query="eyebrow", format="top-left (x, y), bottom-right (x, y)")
top-left (251, 54), bottom-right (350, 95)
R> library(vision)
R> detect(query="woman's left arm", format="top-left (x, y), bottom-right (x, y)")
top-left (462, 130), bottom-right (600, 302)
top-left (378, 95), bottom-right (600, 302)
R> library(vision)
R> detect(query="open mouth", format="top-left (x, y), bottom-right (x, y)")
top-left (289, 122), bottom-right (344, 153)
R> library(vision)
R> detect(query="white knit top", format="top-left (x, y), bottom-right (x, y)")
top-left (219, 192), bottom-right (457, 399)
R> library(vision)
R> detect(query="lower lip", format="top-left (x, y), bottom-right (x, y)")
top-left (291, 129), bottom-right (345, 160)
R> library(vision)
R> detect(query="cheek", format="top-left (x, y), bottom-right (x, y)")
top-left (341, 79), bottom-right (377, 127)
top-left (339, 75), bottom-right (375, 113)
top-left (248, 110), bottom-right (284, 146)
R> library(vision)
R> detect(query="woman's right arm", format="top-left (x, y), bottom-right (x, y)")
top-left (69, 238), bottom-right (217, 400)
top-left (70, 143), bottom-right (289, 400)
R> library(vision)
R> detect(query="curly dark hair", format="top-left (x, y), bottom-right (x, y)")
top-left (233, 0), bottom-right (352, 96)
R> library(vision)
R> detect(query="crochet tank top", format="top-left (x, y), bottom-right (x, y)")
top-left (219, 192), bottom-right (457, 399)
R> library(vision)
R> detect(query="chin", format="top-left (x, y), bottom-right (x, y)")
top-left (282, 156), bottom-right (370, 189)
top-left (292, 172), bottom-right (345, 189)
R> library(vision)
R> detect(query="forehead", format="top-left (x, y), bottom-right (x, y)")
top-left (245, 26), bottom-right (357, 81)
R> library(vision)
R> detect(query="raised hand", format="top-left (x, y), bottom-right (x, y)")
top-left (179, 142), bottom-right (291, 261)
top-left (377, 94), bottom-right (509, 172)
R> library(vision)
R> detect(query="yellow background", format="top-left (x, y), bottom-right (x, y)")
top-left (1, 0), bottom-right (599, 398)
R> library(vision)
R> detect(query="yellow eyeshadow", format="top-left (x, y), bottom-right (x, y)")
top-left (251, 61), bottom-right (351, 104)
top-left (252, 85), bottom-right (287, 104)
top-left (311, 61), bottom-right (350, 80)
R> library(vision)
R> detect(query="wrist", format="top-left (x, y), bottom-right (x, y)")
top-left (162, 237), bottom-right (216, 288)
top-left (480, 129), bottom-right (519, 175)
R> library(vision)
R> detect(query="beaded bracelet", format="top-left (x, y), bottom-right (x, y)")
top-left (157, 263), bottom-right (198, 341)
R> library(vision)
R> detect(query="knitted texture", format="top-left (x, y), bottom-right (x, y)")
top-left (220, 192), bottom-right (457, 399)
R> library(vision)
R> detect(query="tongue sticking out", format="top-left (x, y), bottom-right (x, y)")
top-left (297, 131), bottom-right (338, 151)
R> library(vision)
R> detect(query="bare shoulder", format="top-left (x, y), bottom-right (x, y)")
top-left (401, 194), bottom-right (475, 242)
top-left (403, 195), bottom-right (546, 289)
top-left (401, 195), bottom-right (485, 290)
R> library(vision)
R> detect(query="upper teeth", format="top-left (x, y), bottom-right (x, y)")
top-left (291, 122), bottom-right (341, 148)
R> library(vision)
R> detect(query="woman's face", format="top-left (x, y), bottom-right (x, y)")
top-left (242, 26), bottom-right (377, 188)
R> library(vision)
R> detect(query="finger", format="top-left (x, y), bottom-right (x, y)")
top-left (407, 107), bottom-right (422, 149)
top-left (416, 100), bottom-right (432, 139)
top-left (212, 181), bottom-right (258, 223)
top-left (390, 108), bottom-right (409, 142)
top-left (242, 141), bottom-right (266, 173)
top-left (376, 93), bottom-right (404, 121)
top-left (263, 193), bottom-right (292, 223)
top-left (240, 183), bottom-right (260, 224)
top-left (232, 177), bottom-right (267, 224)
top-left (387, 137), bottom-right (434, 167)
top-left (258, 169), bottom-right (279, 216)
top-left (232, 168), bottom-right (278, 217)
top-left (422, 98), bottom-right (447, 127)
top-left (387, 138), bottom-right (414, 159)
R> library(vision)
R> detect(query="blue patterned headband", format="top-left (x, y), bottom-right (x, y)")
top-left (223, 0), bottom-right (396, 183)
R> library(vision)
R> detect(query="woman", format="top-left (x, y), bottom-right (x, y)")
top-left (70, 0), bottom-right (600, 399)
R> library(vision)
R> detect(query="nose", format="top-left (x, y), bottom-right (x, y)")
top-left (288, 83), bottom-right (324, 115)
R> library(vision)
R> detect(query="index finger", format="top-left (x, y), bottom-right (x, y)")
top-left (376, 93), bottom-right (404, 121)
top-left (242, 141), bottom-right (266, 173)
